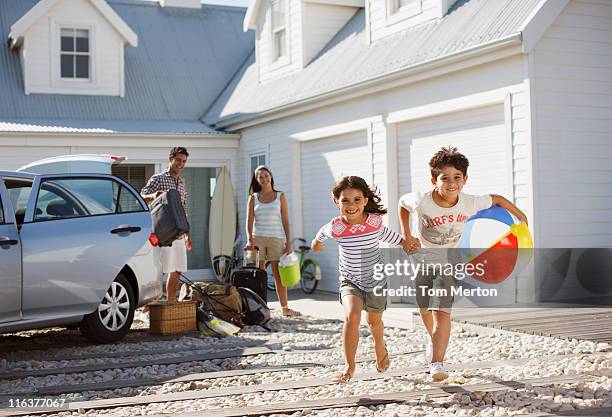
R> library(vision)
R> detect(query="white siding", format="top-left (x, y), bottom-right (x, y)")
top-left (236, 54), bottom-right (528, 295)
top-left (24, 0), bottom-right (124, 96)
top-left (300, 131), bottom-right (372, 293)
top-left (302, 3), bottom-right (358, 65)
top-left (368, 0), bottom-right (450, 43)
top-left (257, 0), bottom-right (304, 83)
top-left (532, 0), bottom-right (612, 248)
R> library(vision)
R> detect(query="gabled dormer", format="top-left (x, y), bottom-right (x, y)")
top-left (367, 0), bottom-right (457, 42)
top-left (8, 0), bottom-right (137, 97)
top-left (244, 0), bottom-right (362, 83)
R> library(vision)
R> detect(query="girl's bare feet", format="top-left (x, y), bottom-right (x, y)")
top-left (375, 345), bottom-right (390, 373)
top-left (333, 365), bottom-right (355, 383)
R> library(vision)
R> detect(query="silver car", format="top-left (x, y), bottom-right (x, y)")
top-left (0, 155), bottom-right (162, 343)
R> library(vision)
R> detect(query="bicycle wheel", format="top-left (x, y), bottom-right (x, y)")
top-left (300, 259), bottom-right (319, 294)
top-left (265, 262), bottom-right (276, 291)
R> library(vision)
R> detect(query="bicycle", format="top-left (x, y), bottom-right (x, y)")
top-left (266, 238), bottom-right (321, 294)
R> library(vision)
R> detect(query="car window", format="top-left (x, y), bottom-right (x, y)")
top-left (113, 181), bottom-right (145, 213)
top-left (35, 178), bottom-right (144, 221)
top-left (0, 196), bottom-right (4, 224)
top-left (5, 179), bottom-right (34, 225)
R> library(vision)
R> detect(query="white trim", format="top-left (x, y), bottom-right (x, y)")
top-left (523, 53), bottom-right (538, 246)
top-left (305, 0), bottom-right (363, 6)
top-left (119, 39), bottom-right (125, 97)
top-left (243, 0), bottom-right (263, 32)
top-left (0, 133), bottom-right (240, 146)
top-left (387, 85), bottom-right (523, 124)
top-left (504, 93), bottom-right (515, 203)
top-left (519, 0), bottom-right (569, 53)
top-left (215, 36), bottom-right (523, 130)
top-left (291, 116), bottom-right (383, 141)
top-left (291, 141), bottom-right (303, 240)
top-left (9, 0), bottom-right (137, 48)
top-left (384, 120), bottom-right (399, 232)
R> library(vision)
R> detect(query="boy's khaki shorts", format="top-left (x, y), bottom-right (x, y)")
top-left (339, 281), bottom-right (387, 313)
top-left (252, 236), bottom-right (284, 261)
top-left (414, 271), bottom-right (457, 313)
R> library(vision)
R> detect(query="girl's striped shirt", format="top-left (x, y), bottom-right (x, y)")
top-left (315, 213), bottom-right (403, 291)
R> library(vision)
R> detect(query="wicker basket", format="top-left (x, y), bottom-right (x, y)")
top-left (149, 301), bottom-right (197, 335)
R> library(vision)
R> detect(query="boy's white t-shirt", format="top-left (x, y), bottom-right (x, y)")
top-left (399, 191), bottom-right (492, 249)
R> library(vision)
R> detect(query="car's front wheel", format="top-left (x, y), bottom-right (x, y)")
top-left (79, 273), bottom-right (135, 343)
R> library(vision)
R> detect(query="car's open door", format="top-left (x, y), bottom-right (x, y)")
top-left (0, 177), bottom-right (22, 323)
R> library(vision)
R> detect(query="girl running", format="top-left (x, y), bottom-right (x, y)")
top-left (311, 176), bottom-right (409, 383)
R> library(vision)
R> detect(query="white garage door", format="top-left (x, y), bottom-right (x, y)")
top-left (398, 105), bottom-right (511, 198)
top-left (301, 131), bottom-right (372, 293)
top-left (396, 105), bottom-right (512, 303)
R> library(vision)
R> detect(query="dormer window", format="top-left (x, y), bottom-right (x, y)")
top-left (271, 0), bottom-right (287, 62)
top-left (60, 28), bottom-right (90, 79)
top-left (387, 0), bottom-right (422, 24)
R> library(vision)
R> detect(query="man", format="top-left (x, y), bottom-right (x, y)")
top-left (142, 147), bottom-right (192, 302)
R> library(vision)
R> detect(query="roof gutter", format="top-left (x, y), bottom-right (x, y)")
top-left (214, 33), bottom-right (523, 130)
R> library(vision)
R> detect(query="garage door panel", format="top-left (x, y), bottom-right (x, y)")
top-left (301, 131), bottom-right (371, 293)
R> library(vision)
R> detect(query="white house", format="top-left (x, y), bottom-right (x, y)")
top-left (0, 0), bottom-right (253, 279)
top-left (2, 0), bottom-right (611, 303)
top-left (204, 0), bottom-right (612, 302)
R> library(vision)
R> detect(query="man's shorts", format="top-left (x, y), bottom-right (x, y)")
top-left (160, 237), bottom-right (188, 273)
top-left (252, 236), bottom-right (284, 261)
top-left (339, 280), bottom-right (387, 313)
top-left (414, 271), bottom-right (457, 312)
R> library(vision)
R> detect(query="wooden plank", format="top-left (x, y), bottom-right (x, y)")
top-left (456, 309), bottom-right (611, 325)
top-left (4, 340), bottom-right (276, 364)
top-left (145, 375), bottom-right (594, 417)
top-left (36, 348), bottom-right (422, 395)
top-left (0, 330), bottom-right (202, 354)
top-left (10, 352), bottom-right (599, 415)
top-left (0, 346), bottom-right (274, 380)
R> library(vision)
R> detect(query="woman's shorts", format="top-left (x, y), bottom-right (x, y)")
top-left (339, 281), bottom-right (387, 313)
top-left (159, 237), bottom-right (188, 274)
top-left (414, 271), bottom-right (457, 313)
top-left (252, 236), bottom-right (284, 261)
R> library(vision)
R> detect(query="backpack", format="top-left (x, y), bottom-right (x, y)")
top-left (150, 189), bottom-right (190, 247)
top-left (237, 287), bottom-right (271, 331)
top-left (179, 279), bottom-right (243, 328)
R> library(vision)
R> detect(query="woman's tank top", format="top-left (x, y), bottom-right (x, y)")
top-left (253, 192), bottom-right (284, 238)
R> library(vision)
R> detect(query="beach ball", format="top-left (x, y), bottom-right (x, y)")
top-left (459, 206), bottom-right (533, 284)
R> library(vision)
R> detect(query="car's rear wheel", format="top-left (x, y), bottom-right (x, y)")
top-left (79, 273), bottom-right (135, 343)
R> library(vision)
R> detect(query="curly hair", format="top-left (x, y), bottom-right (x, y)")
top-left (429, 146), bottom-right (469, 178)
top-left (332, 176), bottom-right (387, 215)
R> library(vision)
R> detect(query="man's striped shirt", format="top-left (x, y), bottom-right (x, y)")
top-left (315, 213), bottom-right (403, 291)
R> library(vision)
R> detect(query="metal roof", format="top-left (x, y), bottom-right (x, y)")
top-left (0, 119), bottom-right (227, 135)
top-left (205, 0), bottom-right (541, 127)
top-left (0, 0), bottom-right (253, 134)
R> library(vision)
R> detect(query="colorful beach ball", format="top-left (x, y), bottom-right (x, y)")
top-left (459, 206), bottom-right (534, 284)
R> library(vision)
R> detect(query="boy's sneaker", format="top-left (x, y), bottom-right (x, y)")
top-left (430, 362), bottom-right (448, 381)
top-left (424, 343), bottom-right (433, 365)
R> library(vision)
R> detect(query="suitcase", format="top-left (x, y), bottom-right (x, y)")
top-left (230, 247), bottom-right (268, 303)
top-left (150, 189), bottom-right (190, 247)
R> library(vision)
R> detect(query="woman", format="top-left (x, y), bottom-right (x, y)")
top-left (246, 166), bottom-right (302, 317)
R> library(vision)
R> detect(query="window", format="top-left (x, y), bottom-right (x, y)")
top-left (0, 197), bottom-right (4, 224)
top-left (250, 153), bottom-right (266, 174)
top-left (6, 180), bottom-right (33, 226)
top-left (60, 28), bottom-right (90, 79)
top-left (388, 0), bottom-right (421, 20)
top-left (271, 0), bottom-right (287, 61)
top-left (34, 178), bottom-right (144, 222)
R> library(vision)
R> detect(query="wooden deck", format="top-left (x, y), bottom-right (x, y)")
top-left (448, 307), bottom-right (612, 343)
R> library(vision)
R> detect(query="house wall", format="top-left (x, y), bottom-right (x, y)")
top-left (24, 0), bottom-right (124, 96)
top-left (532, 0), bottom-right (612, 248)
top-left (301, 3), bottom-right (358, 65)
top-left (235, 53), bottom-right (531, 294)
top-left (257, 0), bottom-right (304, 83)
top-left (0, 135), bottom-right (238, 178)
